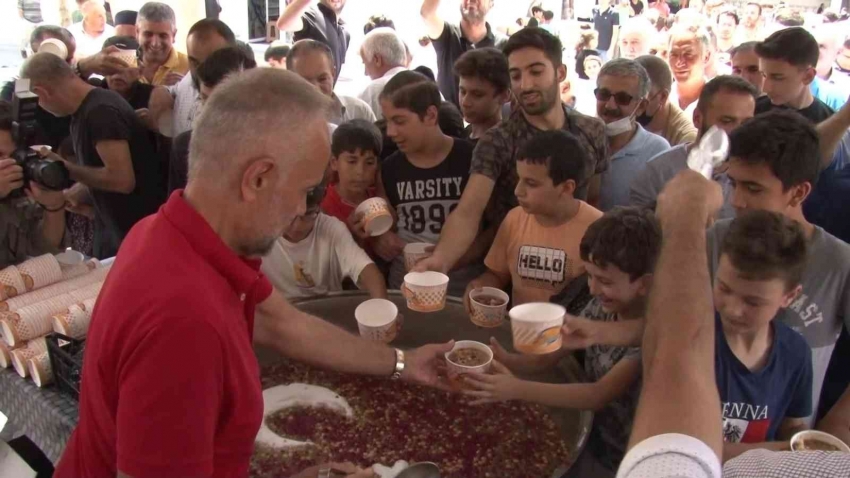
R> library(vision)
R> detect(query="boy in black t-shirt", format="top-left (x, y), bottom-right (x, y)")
top-left (375, 71), bottom-right (483, 296)
top-left (453, 48), bottom-right (510, 143)
top-left (754, 27), bottom-right (834, 123)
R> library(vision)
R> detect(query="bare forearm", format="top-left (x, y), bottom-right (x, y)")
top-left (722, 441), bottom-right (789, 463)
top-left (435, 209), bottom-right (482, 272)
top-left (454, 225), bottom-right (496, 270)
top-left (257, 298), bottom-right (396, 377)
top-left (816, 104), bottom-right (850, 170)
top-left (817, 385), bottom-right (850, 445)
top-left (277, 0), bottom-right (311, 32)
top-left (40, 209), bottom-right (66, 251)
top-left (594, 319), bottom-right (645, 348)
top-left (515, 380), bottom-right (607, 410)
top-left (629, 211), bottom-right (721, 454)
top-left (357, 263), bottom-right (388, 299)
top-left (65, 162), bottom-right (133, 194)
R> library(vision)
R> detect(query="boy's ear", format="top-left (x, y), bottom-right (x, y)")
top-left (788, 182), bottom-right (813, 208)
top-left (424, 104), bottom-right (440, 126)
top-left (557, 178), bottom-right (578, 198)
top-left (781, 284), bottom-right (803, 308)
top-left (801, 66), bottom-right (816, 86)
top-left (636, 273), bottom-right (654, 297)
top-left (330, 156), bottom-right (340, 172)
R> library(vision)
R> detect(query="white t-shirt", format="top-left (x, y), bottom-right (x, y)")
top-left (68, 23), bottom-right (116, 58)
top-left (261, 214), bottom-right (373, 299)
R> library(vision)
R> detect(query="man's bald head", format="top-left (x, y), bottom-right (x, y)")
top-left (188, 68), bottom-right (333, 256)
top-left (21, 52), bottom-right (77, 87)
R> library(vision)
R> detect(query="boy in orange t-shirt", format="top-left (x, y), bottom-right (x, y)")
top-left (465, 130), bottom-right (603, 308)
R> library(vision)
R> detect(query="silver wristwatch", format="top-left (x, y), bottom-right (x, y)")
top-left (390, 348), bottom-right (405, 380)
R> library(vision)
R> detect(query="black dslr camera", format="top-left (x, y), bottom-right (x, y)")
top-left (11, 90), bottom-right (70, 191)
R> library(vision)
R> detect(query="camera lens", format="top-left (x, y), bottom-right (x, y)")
top-left (27, 160), bottom-right (70, 190)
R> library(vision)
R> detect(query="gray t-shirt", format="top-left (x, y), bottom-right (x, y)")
top-left (630, 143), bottom-right (735, 219)
top-left (582, 297), bottom-right (642, 471)
top-left (707, 220), bottom-right (850, 426)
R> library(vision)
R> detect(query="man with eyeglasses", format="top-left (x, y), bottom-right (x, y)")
top-left (595, 59), bottom-right (670, 212)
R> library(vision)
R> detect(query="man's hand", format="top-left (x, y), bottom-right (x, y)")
top-left (26, 183), bottom-right (65, 210)
top-left (560, 314), bottom-right (600, 350)
top-left (656, 170), bottom-right (724, 228)
top-left (0, 159), bottom-right (24, 198)
top-left (135, 108), bottom-right (158, 132)
top-left (162, 71), bottom-right (184, 87)
top-left (462, 361), bottom-right (522, 405)
top-left (372, 231), bottom-right (405, 262)
top-left (291, 462), bottom-right (377, 478)
top-left (77, 46), bottom-right (130, 78)
top-left (400, 341), bottom-right (455, 390)
top-left (412, 250), bottom-right (449, 274)
top-left (346, 211), bottom-right (370, 241)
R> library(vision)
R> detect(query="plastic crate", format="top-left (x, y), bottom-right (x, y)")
top-left (45, 333), bottom-right (85, 401)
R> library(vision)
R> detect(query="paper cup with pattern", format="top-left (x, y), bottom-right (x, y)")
top-left (18, 254), bottom-right (63, 291)
top-left (444, 340), bottom-right (493, 389)
top-left (509, 302), bottom-right (565, 355)
top-left (355, 299), bottom-right (399, 343)
top-left (790, 430), bottom-right (850, 453)
top-left (28, 351), bottom-right (53, 388)
top-left (402, 272), bottom-right (449, 313)
top-left (469, 287), bottom-right (510, 328)
top-left (0, 265), bottom-right (26, 300)
top-left (355, 197), bottom-right (393, 236)
top-left (403, 242), bottom-right (433, 272)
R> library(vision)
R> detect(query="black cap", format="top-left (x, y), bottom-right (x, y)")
top-left (102, 36), bottom-right (140, 51)
top-left (115, 10), bottom-right (138, 26)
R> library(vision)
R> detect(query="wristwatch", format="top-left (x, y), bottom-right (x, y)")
top-left (390, 348), bottom-right (405, 380)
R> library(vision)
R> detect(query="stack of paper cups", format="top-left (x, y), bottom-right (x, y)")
top-left (0, 339), bottom-right (20, 368)
top-left (0, 265), bottom-right (110, 311)
top-left (0, 265), bottom-right (27, 300)
top-left (53, 299), bottom-right (96, 339)
top-left (18, 254), bottom-right (63, 291)
top-left (28, 351), bottom-right (53, 387)
top-left (1, 293), bottom-right (89, 346)
top-left (9, 337), bottom-right (47, 378)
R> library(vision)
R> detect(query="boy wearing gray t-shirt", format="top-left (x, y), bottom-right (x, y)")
top-left (707, 111), bottom-right (850, 426)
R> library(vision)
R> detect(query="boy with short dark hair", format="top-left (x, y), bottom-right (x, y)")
top-left (709, 110), bottom-right (850, 428)
top-left (465, 130), bottom-right (603, 306)
top-left (754, 27), bottom-right (834, 123)
top-left (714, 210), bottom-right (812, 461)
top-left (321, 119), bottom-right (382, 232)
top-left (376, 71), bottom-right (482, 296)
top-left (262, 182), bottom-right (387, 300)
top-left (452, 48), bottom-right (511, 142)
top-left (467, 203), bottom-right (660, 477)
top-left (264, 45), bottom-right (291, 69)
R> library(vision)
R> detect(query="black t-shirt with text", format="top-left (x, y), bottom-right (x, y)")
top-left (70, 88), bottom-right (166, 258)
top-left (755, 96), bottom-right (835, 124)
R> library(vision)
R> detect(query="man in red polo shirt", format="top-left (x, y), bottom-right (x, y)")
top-left (54, 69), bottom-right (452, 478)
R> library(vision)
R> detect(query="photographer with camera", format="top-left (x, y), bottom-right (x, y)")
top-left (21, 52), bottom-right (166, 259)
top-left (0, 102), bottom-right (66, 268)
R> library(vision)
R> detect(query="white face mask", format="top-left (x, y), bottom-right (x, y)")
top-left (604, 113), bottom-right (635, 137)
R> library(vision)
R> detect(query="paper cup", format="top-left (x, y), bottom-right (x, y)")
top-left (402, 272), bottom-right (449, 313)
top-left (30, 145), bottom-right (52, 153)
top-left (355, 299), bottom-right (399, 343)
top-left (355, 198), bottom-right (393, 236)
top-left (114, 48), bottom-right (138, 68)
top-left (469, 287), bottom-right (510, 328)
top-left (55, 250), bottom-right (85, 267)
top-left (403, 242), bottom-right (433, 272)
top-left (509, 302), bottom-right (565, 355)
top-left (790, 430), bottom-right (850, 453)
top-left (445, 340), bottom-right (493, 389)
top-left (37, 38), bottom-right (68, 60)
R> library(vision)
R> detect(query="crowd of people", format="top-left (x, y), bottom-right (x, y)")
top-left (3, 0), bottom-right (850, 477)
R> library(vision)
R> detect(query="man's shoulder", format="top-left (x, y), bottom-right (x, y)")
top-left (567, 108), bottom-right (606, 136)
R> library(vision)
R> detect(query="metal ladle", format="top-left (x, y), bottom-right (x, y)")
top-left (395, 462), bottom-right (441, 478)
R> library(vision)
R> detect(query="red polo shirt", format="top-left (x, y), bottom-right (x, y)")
top-left (55, 191), bottom-right (272, 478)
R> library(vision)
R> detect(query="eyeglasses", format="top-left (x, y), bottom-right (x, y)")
top-left (594, 88), bottom-right (636, 106)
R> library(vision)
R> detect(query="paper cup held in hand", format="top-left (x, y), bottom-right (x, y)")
top-left (355, 299), bottom-right (399, 343)
top-left (37, 38), bottom-right (68, 60)
top-left (30, 145), bottom-right (52, 153)
top-left (445, 340), bottom-right (493, 389)
top-left (469, 287), bottom-right (509, 328)
top-left (790, 430), bottom-right (850, 453)
top-left (509, 302), bottom-right (565, 355)
top-left (402, 272), bottom-right (449, 313)
top-left (403, 242), bottom-right (433, 272)
top-left (115, 49), bottom-right (139, 68)
top-left (355, 198), bottom-right (393, 236)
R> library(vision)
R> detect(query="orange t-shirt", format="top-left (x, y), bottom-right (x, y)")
top-left (485, 202), bottom-right (603, 306)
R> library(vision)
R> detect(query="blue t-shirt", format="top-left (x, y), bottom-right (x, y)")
top-left (716, 316), bottom-right (813, 443)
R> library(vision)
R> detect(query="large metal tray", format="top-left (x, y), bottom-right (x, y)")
top-left (255, 291), bottom-right (593, 476)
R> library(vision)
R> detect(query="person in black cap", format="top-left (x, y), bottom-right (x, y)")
top-left (114, 10), bottom-right (138, 38)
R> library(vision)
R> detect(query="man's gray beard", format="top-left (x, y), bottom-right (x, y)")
top-left (461, 9), bottom-right (486, 24)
